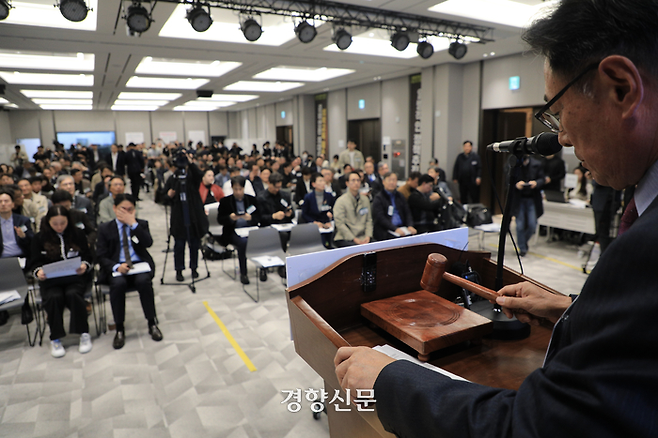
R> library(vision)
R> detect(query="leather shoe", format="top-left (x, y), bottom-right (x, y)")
top-left (240, 274), bottom-right (250, 285)
top-left (149, 325), bottom-right (163, 342)
top-left (259, 269), bottom-right (267, 282)
top-left (176, 271), bottom-right (184, 282)
top-left (192, 270), bottom-right (199, 279)
top-left (113, 331), bottom-right (125, 350)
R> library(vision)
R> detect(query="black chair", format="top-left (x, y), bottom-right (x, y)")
top-left (205, 203), bottom-right (238, 280)
top-left (287, 223), bottom-right (327, 256)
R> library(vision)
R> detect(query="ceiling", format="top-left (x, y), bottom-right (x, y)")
top-left (0, 0), bottom-right (554, 113)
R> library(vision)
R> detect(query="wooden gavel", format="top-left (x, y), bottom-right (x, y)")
top-left (420, 253), bottom-right (499, 302)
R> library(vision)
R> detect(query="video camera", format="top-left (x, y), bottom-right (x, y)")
top-left (173, 147), bottom-right (191, 169)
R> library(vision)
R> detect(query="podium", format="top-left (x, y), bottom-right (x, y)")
top-left (286, 243), bottom-right (555, 438)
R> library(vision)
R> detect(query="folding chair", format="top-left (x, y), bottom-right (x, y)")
top-left (205, 202), bottom-right (237, 279)
top-left (287, 223), bottom-right (327, 256)
top-left (0, 257), bottom-right (44, 346)
top-left (244, 227), bottom-right (287, 302)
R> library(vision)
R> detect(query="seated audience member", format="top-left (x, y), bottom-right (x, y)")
top-left (71, 168), bottom-right (91, 197)
top-left (294, 166), bottom-right (313, 206)
top-left (338, 164), bottom-right (353, 191)
top-left (302, 173), bottom-right (335, 247)
top-left (19, 178), bottom-right (48, 223)
top-left (217, 176), bottom-right (260, 285)
top-left (214, 164), bottom-right (230, 188)
top-left (96, 194), bottom-right (161, 350)
top-left (408, 174), bottom-right (444, 233)
top-left (199, 169), bottom-right (224, 205)
top-left (397, 172), bottom-right (422, 200)
top-left (321, 168), bottom-right (341, 197)
top-left (428, 163), bottom-right (447, 183)
top-left (30, 175), bottom-right (48, 198)
top-left (249, 163), bottom-right (264, 196)
top-left (222, 167), bottom-right (256, 197)
top-left (30, 205), bottom-right (93, 358)
top-left (98, 176), bottom-right (125, 224)
top-left (373, 172), bottom-right (417, 240)
top-left (568, 165), bottom-right (593, 201)
top-left (428, 167), bottom-right (453, 200)
top-left (40, 174), bottom-right (55, 197)
top-left (6, 184), bottom-right (41, 232)
top-left (93, 168), bottom-right (114, 205)
top-left (258, 172), bottom-right (293, 257)
top-left (0, 188), bottom-right (33, 259)
top-left (333, 172), bottom-right (373, 247)
top-left (57, 174), bottom-right (95, 226)
top-left (259, 167), bottom-right (271, 194)
top-left (48, 190), bottom-right (97, 254)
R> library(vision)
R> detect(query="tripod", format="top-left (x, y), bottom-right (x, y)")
top-left (160, 167), bottom-right (210, 293)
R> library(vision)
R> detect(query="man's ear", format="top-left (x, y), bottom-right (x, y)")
top-left (598, 55), bottom-right (644, 119)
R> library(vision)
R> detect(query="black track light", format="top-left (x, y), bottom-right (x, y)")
top-left (332, 28), bottom-right (352, 50)
top-left (295, 21), bottom-right (317, 43)
top-left (448, 41), bottom-right (468, 60)
top-left (58, 0), bottom-right (90, 23)
top-left (391, 32), bottom-right (410, 52)
top-left (241, 18), bottom-right (262, 42)
top-left (187, 4), bottom-right (212, 32)
top-left (126, 2), bottom-right (152, 34)
top-left (417, 41), bottom-right (434, 59)
top-left (0, 0), bottom-right (12, 21)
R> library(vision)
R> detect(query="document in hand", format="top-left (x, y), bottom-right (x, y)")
top-left (112, 262), bottom-right (152, 277)
top-left (251, 256), bottom-right (285, 268)
top-left (0, 290), bottom-right (21, 306)
top-left (41, 257), bottom-right (82, 279)
top-left (373, 344), bottom-right (470, 382)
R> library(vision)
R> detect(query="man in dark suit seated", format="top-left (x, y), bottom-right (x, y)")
top-left (371, 172), bottom-right (417, 241)
top-left (217, 176), bottom-right (260, 285)
top-left (408, 174), bottom-right (445, 234)
top-left (321, 168), bottom-right (342, 198)
top-left (57, 174), bottom-right (95, 227)
top-left (0, 188), bottom-right (33, 260)
top-left (301, 173), bottom-right (335, 247)
top-left (294, 166), bottom-right (313, 206)
top-left (96, 194), bottom-right (162, 350)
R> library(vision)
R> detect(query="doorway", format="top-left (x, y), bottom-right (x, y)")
top-left (276, 125), bottom-right (293, 149)
top-left (347, 119), bottom-right (381, 165)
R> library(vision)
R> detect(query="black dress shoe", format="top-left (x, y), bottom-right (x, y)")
top-left (113, 331), bottom-right (125, 350)
top-left (149, 325), bottom-right (163, 342)
top-left (176, 271), bottom-right (184, 282)
top-left (240, 274), bottom-right (250, 285)
top-left (259, 269), bottom-right (267, 282)
top-left (191, 270), bottom-right (199, 279)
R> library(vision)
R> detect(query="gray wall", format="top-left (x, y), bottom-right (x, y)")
top-left (347, 82), bottom-right (381, 121)
top-left (481, 53), bottom-right (545, 110)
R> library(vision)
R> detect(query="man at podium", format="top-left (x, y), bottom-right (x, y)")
top-left (335, 1), bottom-right (658, 436)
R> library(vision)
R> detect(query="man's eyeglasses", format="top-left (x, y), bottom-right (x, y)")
top-left (534, 62), bottom-right (600, 133)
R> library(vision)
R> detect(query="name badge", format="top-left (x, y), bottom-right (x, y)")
top-left (471, 161), bottom-right (478, 166)
top-left (320, 205), bottom-right (331, 212)
top-left (78, 207), bottom-right (88, 213)
top-left (359, 207), bottom-right (369, 216)
top-left (280, 198), bottom-right (289, 208)
top-left (67, 251), bottom-right (79, 258)
top-left (246, 205), bottom-right (256, 214)
top-left (387, 205), bottom-right (394, 216)
top-left (131, 235), bottom-right (139, 245)
top-left (76, 222), bottom-right (85, 230)
top-left (19, 225), bottom-right (28, 233)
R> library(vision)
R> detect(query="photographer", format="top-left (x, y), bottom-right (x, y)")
top-left (164, 149), bottom-right (209, 282)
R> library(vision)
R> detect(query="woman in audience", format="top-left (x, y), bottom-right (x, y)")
top-left (30, 205), bottom-right (93, 358)
top-left (260, 167), bottom-right (271, 192)
top-left (568, 166), bottom-right (592, 202)
top-left (199, 169), bottom-right (224, 205)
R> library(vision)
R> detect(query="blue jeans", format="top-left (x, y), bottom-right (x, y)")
top-left (516, 198), bottom-right (537, 253)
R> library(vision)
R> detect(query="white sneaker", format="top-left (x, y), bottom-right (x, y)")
top-left (51, 340), bottom-right (65, 358)
top-left (79, 333), bottom-right (92, 354)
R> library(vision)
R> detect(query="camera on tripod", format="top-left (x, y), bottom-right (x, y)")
top-left (173, 148), bottom-right (191, 169)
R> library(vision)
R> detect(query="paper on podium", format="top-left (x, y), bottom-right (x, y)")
top-left (0, 290), bottom-right (21, 306)
top-left (41, 257), bottom-right (81, 279)
top-left (388, 227), bottom-right (412, 237)
top-left (373, 344), bottom-right (470, 382)
top-left (251, 256), bottom-right (284, 268)
top-left (112, 262), bottom-right (152, 277)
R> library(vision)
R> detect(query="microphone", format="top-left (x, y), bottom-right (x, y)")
top-left (487, 132), bottom-right (561, 156)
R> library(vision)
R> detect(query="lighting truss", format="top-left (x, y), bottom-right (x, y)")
top-left (150, 0), bottom-right (495, 43)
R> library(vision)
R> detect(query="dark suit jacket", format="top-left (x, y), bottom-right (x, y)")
top-left (301, 191), bottom-right (335, 224)
top-left (125, 148), bottom-right (145, 175)
top-left (251, 176), bottom-right (265, 197)
top-left (96, 219), bottom-right (155, 284)
top-left (371, 190), bottom-right (413, 241)
top-left (257, 190), bottom-right (293, 227)
top-left (510, 156), bottom-right (545, 219)
top-left (374, 196), bottom-right (658, 438)
top-left (294, 178), bottom-right (312, 205)
top-left (0, 213), bottom-right (34, 259)
top-left (73, 195), bottom-right (95, 227)
top-left (106, 151), bottom-right (126, 176)
top-left (217, 194), bottom-right (260, 246)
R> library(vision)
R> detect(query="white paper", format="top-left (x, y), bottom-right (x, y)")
top-left (41, 257), bottom-right (81, 279)
top-left (319, 222), bottom-right (334, 234)
top-left (125, 132), bottom-right (145, 145)
top-left (373, 344), bottom-right (469, 382)
top-left (0, 290), bottom-right (21, 306)
top-left (271, 223), bottom-right (295, 233)
top-left (251, 256), bottom-right (285, 268)
top-left (388, 227), bottom-right (411, 237)
top-left (112, 262), bottom-right (152, 277)
top-left (235, 226), bottom-right (259, 238)
top-left (159, 131), bottom-right (178, 144)
top-left (204, 202), bottom-right (220, 215)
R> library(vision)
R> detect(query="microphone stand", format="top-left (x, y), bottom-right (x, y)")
top-left (470, 145), bottom-right (531, 339)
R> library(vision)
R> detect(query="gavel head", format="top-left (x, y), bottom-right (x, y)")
top-left (420, 253), bottom-right (447, 293)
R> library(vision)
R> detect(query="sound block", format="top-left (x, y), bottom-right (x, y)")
top-left (361, 290), bottom-right (493, 361)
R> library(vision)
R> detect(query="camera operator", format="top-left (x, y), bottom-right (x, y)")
top-left (164, 149), bottom-right (209, 282)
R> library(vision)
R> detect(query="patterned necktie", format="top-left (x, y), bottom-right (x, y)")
top-left (122, 225), bottom-right (134, 269)
top-left (618, 197), bottom-right (638, 236)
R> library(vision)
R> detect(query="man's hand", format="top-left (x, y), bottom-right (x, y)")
top-left (36, 268), bottom-right (46, 281)
top-left (408, 226), bottom-right (417, 235)
top-left (516, 181), bottom-right (527, 190)
top-left (14, 226), bottom-right (25, 239)
top-left (528, 180), bottom-right (538, 189)
top-left (429, 192), bottom-right (441, 201)
top-left (394, 228), bottom-right (407, 236)
top-left (117, 263), bottom-right (131, 275)
top-left (167, 189), bottom-right (176, 198)
top-left (334, 346), bottom-right (395, 393)
top-left (545, 176), bottom-right (552, 184)
top-left (115, 205), bottom-right (136, 226)
top-left (476, 177), bottom-right (481, 186)
top-left (285, 209), bottom-right (293, 217)
top-left (75, 263), bottom-right (87, 275)
top-left (243, 213), bottom-right (252, 222)
top-left (327, 211), bottom-right (333, 220)
top-left (495, 281), bottom-right (573, 325)
top-left (272, 211), bottom-right (285, 221)
top-left (230, 213), bottom-right (237, 221)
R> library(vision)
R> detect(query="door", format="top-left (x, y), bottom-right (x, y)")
top-left (347, 119), bottom-right (381, 166)
top-left (276, 126), bottom-right (293, 149)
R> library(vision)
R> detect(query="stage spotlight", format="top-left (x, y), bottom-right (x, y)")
top-left (448, 41), bottom-right (468, 60)
top-left (417, 41), bottom-right (434, 59)
top-left (57, 0), bottom-right (90, 23)
top-left (0, 0), bottom-right (13, 21)
top-left (391, 32), bottom-right (410, 52)
top-left (241, 18), bottom-right (262, 42)
top-left (332, 28), bottom-right (352, 50)
top-left (295, 21), bottom-right (317, 43)
top-left (126, 2), bottom-right (152, 34)
top-left (187, 4), bottom-right (212, 32)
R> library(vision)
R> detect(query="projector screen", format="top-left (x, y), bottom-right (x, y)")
top-left (56, 131), bottom-right (116, 148)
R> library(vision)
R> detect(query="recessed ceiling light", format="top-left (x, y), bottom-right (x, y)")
top-left (223, 81), bottom-right (304, 92)
top-left (40, 104), bottom-right (93, 110)
top-left (428, 0), bottom-right (557, 28)
top-left (3, 0), bottom-right (98, 31)
top-left (125, 76), bottom-right (210, 89)
top-left (0, 97), bottom-right (9, 104)
top-left (253, 66), bottom-right (354, 82)
top-left (117, 92), bottom-right (182, 100)
top-left (111, 105), bottom-right (159, 111)
top-left (198, 94), bottom-right (258, 102)
top-left (135, 57), bottom-right (241, 78)
top-left (113, 100), bottom-right (169, 106)
top-left (0, 71), bottom-right (93, 86)
top-left (183, 100), bottom-right (236, 108)
top-left (21, 90), bottom-right (93, 99)
top-left (32, 99), bottom-right (93, 105)
top-left (0, 50), bottom-right (94, 71)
